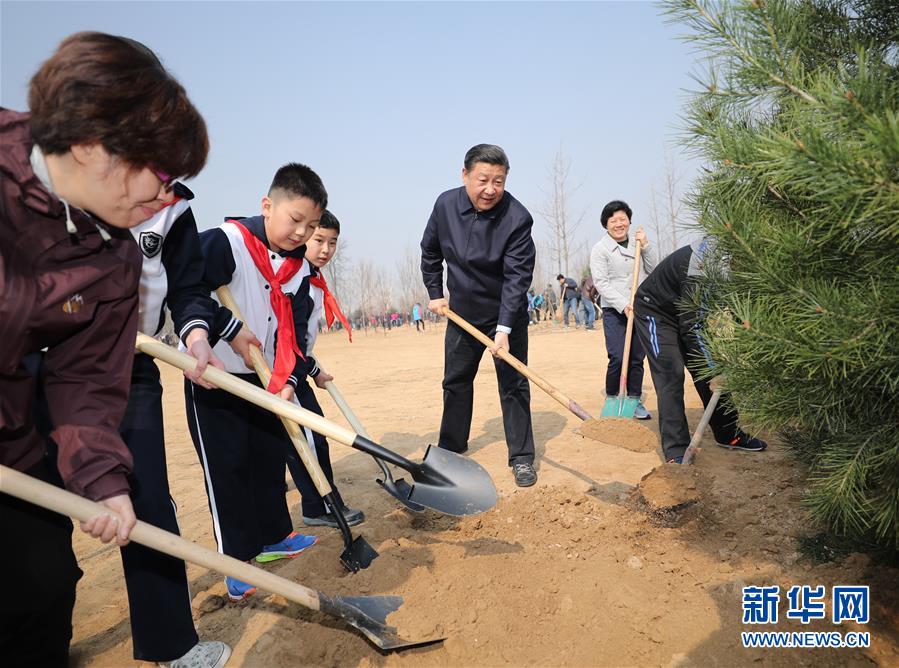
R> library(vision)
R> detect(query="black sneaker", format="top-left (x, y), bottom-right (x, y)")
top-left (716, 434), bottom-right (767, 452)
top-left (303, 506), bottom-right (365, 528)
top-left (512, 462), bottom-right (537, 487)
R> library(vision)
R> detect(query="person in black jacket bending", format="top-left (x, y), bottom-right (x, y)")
top-left (420, 144), bottom-right (538, 487)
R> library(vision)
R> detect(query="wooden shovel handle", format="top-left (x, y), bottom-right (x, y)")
top-left (682, 388), bottom-right (722, 465)
top-left (442, 308), bottom-right (593, 421)
top-left (617, 240), bottom-right (643, 397)
top-left (214, 286), bottom-right (332, 495)
top-left (136, 334), bottom-right (359, 449)
top-left (0, 464), bottom-right (322, 610)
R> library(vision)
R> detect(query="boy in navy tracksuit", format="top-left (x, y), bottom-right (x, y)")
top-left (634, 239), bottom-right (767, 463)
top-left (283, 210), bottom-right (364, 528)
top-left (185, 164), bottom-right (325, 601)
top-left (122, 183), bottom-right (241, 665)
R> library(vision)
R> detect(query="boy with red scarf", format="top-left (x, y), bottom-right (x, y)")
top-left (184, 163), bottom-right (324, 601)
top-left (286, 210), bottom-right (364, 529)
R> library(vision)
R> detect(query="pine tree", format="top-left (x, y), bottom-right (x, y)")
top-left (663, 0), bottom-right (899, 550)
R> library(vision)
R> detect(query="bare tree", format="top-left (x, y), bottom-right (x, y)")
top-left (647, 151), bottom-right (685, 258)
top-left (536, 147), bottom-right (586, 277)
top-left (322, 238), bottom-right (351, 306)
top-left (394, 243), bottom-right (427, 315)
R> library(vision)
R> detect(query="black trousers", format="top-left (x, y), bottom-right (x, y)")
top-left (601, 307), bottom-right (646, 397)
top-left (439, 319), bottom-right (535, 465)
top-left (634, 304), bottom-right (742, 460)
top-left (119, 354), bottom-right (198, 661)
top-left (0, 456), bottom-right (82, 667)
top-left (185, 375), bottom-right (293, 562)
top-left (285, 380), bottom-right (345, 518)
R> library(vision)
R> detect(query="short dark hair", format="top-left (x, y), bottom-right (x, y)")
top-left (29, 32), bottom-right (208, 179)
top-left (268, 162), bottom-right (328, 210)
top-left (556, 274), bottom-right (565, 280)
top-left (319, 209), bottom-right (340, 234)
top-left (600, 200), bottom-right (632, 228)
top-left (463, 144), bottom-right (510, 172)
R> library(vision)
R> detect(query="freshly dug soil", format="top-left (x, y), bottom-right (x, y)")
top-left (65, 324), bottom-right (898, 667)
top-left (580, 417), bottom-right (658, 452)
top-left (637, 463), bottom-right (702, 511)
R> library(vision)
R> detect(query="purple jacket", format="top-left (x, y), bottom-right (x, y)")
top-left (0, 109), bottom-right (139, 500)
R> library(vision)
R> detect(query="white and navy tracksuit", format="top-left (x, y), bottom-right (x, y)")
top-left (283, 269), bottom-right (347, 518)
top-left (633, 239), bottom-right (743, 461)
top-left (121, 184), bottom-right (240, 662)
top-left (185, 216), bottom-right (324, 561)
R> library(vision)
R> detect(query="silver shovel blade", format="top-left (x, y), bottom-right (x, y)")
top-left (318, 593), bottom-right (445, 650)
top-left (407, 445), bottom-right (498, 516)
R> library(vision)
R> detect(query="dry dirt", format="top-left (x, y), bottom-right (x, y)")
top-left (579, 417), bottom-right (659, 453)
top-left (69, 322), bottom-right (898, 667)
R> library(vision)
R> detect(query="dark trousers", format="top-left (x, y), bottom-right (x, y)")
top-left (0, 456), bottom-right (81, 667)
top-left (634, 305), bottom-right (742, 460)
top-left (415, 319), bottom-right (424, 331)
top-left (439, 319), bottom-right (535, 465)
top-left (119, 354), bottom-right (198, 661)
top-left (602, 307), bottom-right (646, 397)
top-left (285, 380), bottom-right (345, 518)
top-left (185, 375), bottom-right (293, 562)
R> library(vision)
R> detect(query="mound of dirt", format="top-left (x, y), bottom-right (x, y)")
top-left (637, 464), bottom-right (701, 511)
top-left (580, 417), bottom-right (658, 452)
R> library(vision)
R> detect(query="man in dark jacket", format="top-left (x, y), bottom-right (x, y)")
top-left (634, 239), bottom-right (767, 463)
top-left (420, 144), bottom-right (538, 487)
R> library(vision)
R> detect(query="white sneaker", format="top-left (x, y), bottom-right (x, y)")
top-left (163, 641), bottom-right (232, 668)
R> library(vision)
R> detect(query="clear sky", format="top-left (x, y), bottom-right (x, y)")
top-left (1, 0), bottom-right (701, 283)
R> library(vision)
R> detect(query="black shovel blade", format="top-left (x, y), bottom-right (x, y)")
top-left (318, 593), bottom-right (445, 651)
top-left (376, 475), bottom-right (426, 513)
top-left (340, 536), bottom-right (379, 573)
top-left (406, 444), bottom-right (497, 516)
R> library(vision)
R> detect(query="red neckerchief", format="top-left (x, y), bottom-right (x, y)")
top-left (232, 221), bottom-right (305, 393)
top-left (310, 273), bottom-right (353, 342)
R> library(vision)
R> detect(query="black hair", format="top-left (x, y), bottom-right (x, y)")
top-left (600, 200), bottom-right (632, 228)
top-left (463, 144), bottom-right (510, 172)
top-left (556, 274), bottom-right (565, 280)
top-left (319, 209), bottom-right (340, 234)
top-left (268, 162), bottom-right (328, 209)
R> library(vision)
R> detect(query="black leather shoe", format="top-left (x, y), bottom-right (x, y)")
top-left (512, 462), bottom-right (537, 487)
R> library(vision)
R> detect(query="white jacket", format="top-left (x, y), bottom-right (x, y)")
top-left (590, 233), bottom-right (658, 313)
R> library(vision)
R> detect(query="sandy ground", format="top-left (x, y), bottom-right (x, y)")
top-left (68, 322), bottom-right (898, 667)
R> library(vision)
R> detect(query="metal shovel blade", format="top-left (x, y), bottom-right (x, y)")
top-left (340, 537), bottom-right (380, 573)
top-left (406, 444), bottom-right (498, 516)
top-left (318, 593), bottom-right (445, 651)
top-left (377, 475), bottom-right (427, 513)
top-left (601, 395), bottom-right (639, 418)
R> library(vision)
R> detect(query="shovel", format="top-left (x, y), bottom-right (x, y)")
top-left (136, 334), bottom-right (496, 517)
top-left (682, 387), bottom-right (723, 465)
top-left (442, 308), bottom-right (593, 421)
top-left (321, 376), bottom-right (425, 513)
top-left (601, 239), bottom-right (643, 419)
top-left (216, 287), bottom-right (377, 572)
top-left (0, 465), bottom-right (440, 651)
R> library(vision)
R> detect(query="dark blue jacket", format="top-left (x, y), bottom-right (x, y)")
top-left (420, 187), bottom-right (536, 328)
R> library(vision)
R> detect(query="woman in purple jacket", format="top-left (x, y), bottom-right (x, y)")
top-left (0, 32), bottom-right (209, 666)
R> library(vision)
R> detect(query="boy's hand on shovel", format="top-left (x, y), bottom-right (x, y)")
top-left (279, 384), bottom-right (296, 402)
top-left (229, 326), bottom-right (263, 370)
top-left (183, 329), bottom-right (224, 389)
top-left (80, 493), bottom-right (136, 546)
top-left (490, 330), bottom-right (510, 357)
top-left (313, 369), bottom-right (334, 389)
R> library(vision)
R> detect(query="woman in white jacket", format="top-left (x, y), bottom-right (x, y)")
top-left (589, 200), bottom-right (657, 419)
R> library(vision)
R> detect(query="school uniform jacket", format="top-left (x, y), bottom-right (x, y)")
top-left (198, 216), bottom-right (311, 388)
top-left (129, 183), bottom-right (239, 344)
top-left (590, 233), bottom-right (658, 313)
